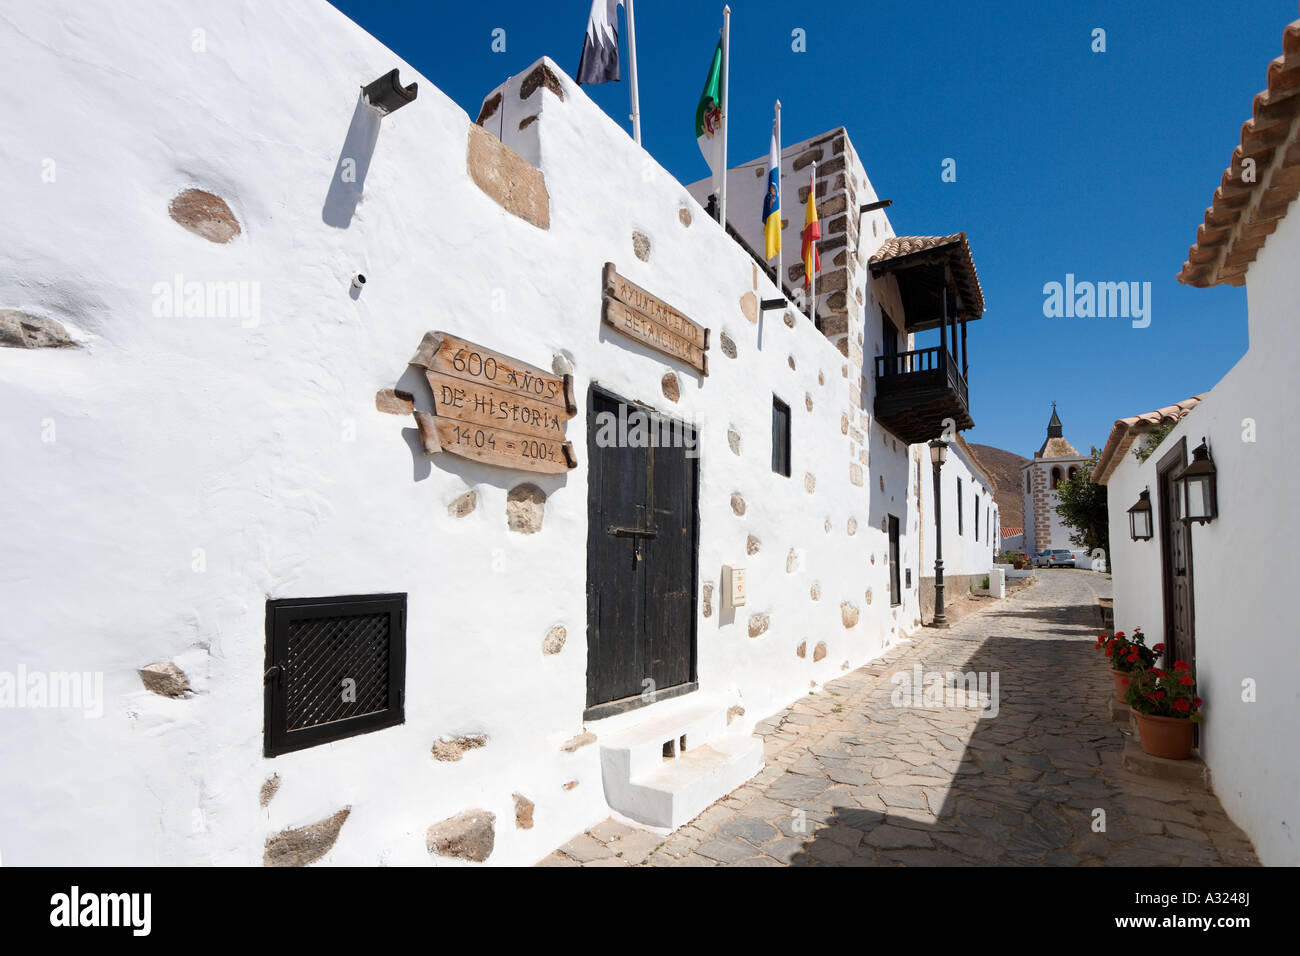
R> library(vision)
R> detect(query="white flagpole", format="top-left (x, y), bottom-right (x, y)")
top-left (775, 99), bottom-right (782, 298)
top-left (625, 0), bottom-right (641, 145)
top-left (719, 6), bottom-right (730, 231)
top-left (809, 159), bottom-right (817, 322)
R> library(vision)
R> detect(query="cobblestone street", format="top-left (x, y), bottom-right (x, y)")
top-left (540, 571), bottom-right (1259, 867)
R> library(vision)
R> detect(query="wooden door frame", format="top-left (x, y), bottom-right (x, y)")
top-left (1156, 437), bottom-right (1196, 669)
top-left (584, 383), bottom-right (700, 721)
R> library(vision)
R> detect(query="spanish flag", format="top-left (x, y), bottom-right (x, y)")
top-left (801, 168), bottom-right (820, 288)
top-left (762, 129), bottom-right (781, 260)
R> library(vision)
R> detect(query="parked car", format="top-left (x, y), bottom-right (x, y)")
top-left (1035, 549), bottom-right (1075, 568)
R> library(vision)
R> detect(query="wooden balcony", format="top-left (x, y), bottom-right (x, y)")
top-left (874, 346), bottom-right (973, 445)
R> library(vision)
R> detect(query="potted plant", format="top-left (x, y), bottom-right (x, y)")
top-left (1124, 660), bottom-right (1203, 759)
top-left (1095, 628), bottom-right (1155, 701)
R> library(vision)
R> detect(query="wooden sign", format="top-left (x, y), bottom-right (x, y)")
top-left (408, 331), bottom-right (577, 473)
top-left (602, 263), bottom-right (709, 376)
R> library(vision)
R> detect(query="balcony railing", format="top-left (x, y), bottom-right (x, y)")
top-left (873, 346), bottom-right (972, 443)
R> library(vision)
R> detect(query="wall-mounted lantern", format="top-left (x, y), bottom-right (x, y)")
top-left (1174, 438), bottom-right (1218, 524)
top-left (1127, 488), bottom-right (1153, 540)
top-left (362, 69), bottom-right (418, 116)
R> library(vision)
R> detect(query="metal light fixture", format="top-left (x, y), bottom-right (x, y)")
top-left (1174, 438), bottom-right (1218, 524)
top-left (1127, 488), bottom-right (1153, 540)
top-left (929, 437), bottom-right (949, 466)
top-left (928, 438), bottom-right (949, 627)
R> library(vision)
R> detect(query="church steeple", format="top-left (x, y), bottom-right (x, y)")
top-left (1047, 402), bottom-right (1063, 439)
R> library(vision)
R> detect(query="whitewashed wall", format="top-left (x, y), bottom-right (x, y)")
top-left (1105, 203), bottom-right (1300, 867)
top-left (917, 442), bottom-right (997, 582)
top-left (0, 0), bottom-right (926, 866)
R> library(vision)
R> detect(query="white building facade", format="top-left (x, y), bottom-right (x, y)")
top-left (1094, 12), bottom-right (1300, 867)
top-left (0, 0), bottom-right (992, 865)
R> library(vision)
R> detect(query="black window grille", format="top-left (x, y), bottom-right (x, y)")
top-left (975, 496), bottom-right (980, 541)
top-left (264, 593), bottom-right (406, 757)
top-left (772, 397), bottom-right (791, 477)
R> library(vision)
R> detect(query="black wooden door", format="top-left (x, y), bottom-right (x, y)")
top-left (586, 388), bottom-right (698, 718)
top-left (1158, 442), bottom-right (1196, 676)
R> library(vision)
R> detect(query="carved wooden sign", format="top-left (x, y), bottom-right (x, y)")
top-left (602, 263), bottom-right (709, 376)
top-left (408, 331), bottom-right (577, 474)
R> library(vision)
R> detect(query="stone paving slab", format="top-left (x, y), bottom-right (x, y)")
top-left (538, 571), bottom-right (1257, 867)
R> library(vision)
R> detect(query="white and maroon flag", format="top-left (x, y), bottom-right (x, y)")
top-left (577, 0), bottom-right (621, 85)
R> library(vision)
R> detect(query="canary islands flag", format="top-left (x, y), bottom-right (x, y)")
top-left (801, 168), bottom-right (820, 288)
top-left (763, 129), bottom-right (781, 260)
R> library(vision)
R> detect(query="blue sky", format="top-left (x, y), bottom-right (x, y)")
top-left (328, 0), bottom-right (1295, 459)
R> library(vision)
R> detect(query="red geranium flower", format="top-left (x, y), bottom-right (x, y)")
top-left (1155, 690), bottom-right (1166, 700)
top-left (1194, 697), bottom-right (1203, 708)
top-left (1174, 660), bottom-right (1189, 672)
top-left (1105, 648), bottom-right (1114, 658)
top-left (1179, 675), bottom-right (1194, 686)
top-left (1174, 699), bottom-right (1190, 712)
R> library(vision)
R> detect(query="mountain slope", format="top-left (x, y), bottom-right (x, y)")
top-left (967, 443), bottom-right (1029, 530)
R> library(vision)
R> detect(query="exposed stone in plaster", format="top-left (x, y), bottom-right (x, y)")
top-left (432, 735), bottom-right (487, 762)
top-left (796, 640), bottom-right (807, 658)
top-left (168, 188), bottom-right (240, 243)
top-left (746, 535), bottom-right (761, 555)
top-left (0, 310), bottom-right (76, 349)
top-left (560, 731), bottom-right (595, 753)
top-left (661, 371), bottom-right (679, 402)
top-left (841, 602), bottom-right (859, 628)
top-left (739, 292), bottom-right (758, 324)
top-left (730, 493), bottom-right (746, 516)
top-left (426, 809), bottom-right (495, 863)
top-left (678, 206), bottom-right (692, 227)
top-left (467, 124), bottom-right (550, 230)
top-left (813, 641), bottom-right (827, 662)
top-left (727, 428), bottom-right (741, 455)
top-left (847, 517), bottom-right (857, 535)
top-left (720, 331), bottom-right (737, 358)
top-left (805, 473), bottom-right (815, 493)
top-left (506, 483), bottom-right (546, 533)
top-left (703, 583), bottom-right (714, 618)
top-left (139, 661), bottom-right (191, 698)
top-left (542, 624), bottom-right (566, 655)
top-left (513, 794), bottom-right (535, 830)
top-left (259, 774), bottom-right (281, 809)
top-left (810, 582), bottom-right (821, 601)
top-left (264, 807), bottom-right (350, 867)
top-left (786, 549), bottom-right (798, 573)
top-left (748, 614), bottom-right (769, 638)
top-left (633, 230), bottom-right (651, 261)
top-left (448, 490), bottom-right (477, 518)
top-left (726, 705), bottom-right (745, 724)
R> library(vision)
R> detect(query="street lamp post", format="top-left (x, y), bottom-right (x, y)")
top-left (929, 438), bottom-right (950, 627)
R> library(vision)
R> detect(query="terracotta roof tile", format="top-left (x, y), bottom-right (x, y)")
top-left (1179, 16), bottom-right (1300, 287)
top-left (868, 233), bottom-right (985, 318)
top-left (1092, 395), bottom-right (1207, 485)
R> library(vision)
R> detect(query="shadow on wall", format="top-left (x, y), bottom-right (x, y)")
top-left (322, 94), bottom-right (381, 229)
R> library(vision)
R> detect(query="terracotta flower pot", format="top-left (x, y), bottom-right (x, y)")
top-left (1110, 669), bottom-right (1129, 702)
top-left (1134, 711), bottom-right (1196, 760)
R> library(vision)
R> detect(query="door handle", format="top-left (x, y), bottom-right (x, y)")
top-left (609, 525), bottom-right (658, 538)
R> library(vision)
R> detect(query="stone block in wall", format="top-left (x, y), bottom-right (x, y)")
top-left (0, 310), bottom-right (77, 349)
top-left (427, 810), bottom-right (496, 863)
top-left (466, 124), bottom-right (550, 229)
top-left (820, 195), bottom-right (846, 218)
top-left (265, 808), bottom-right (351, 867)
